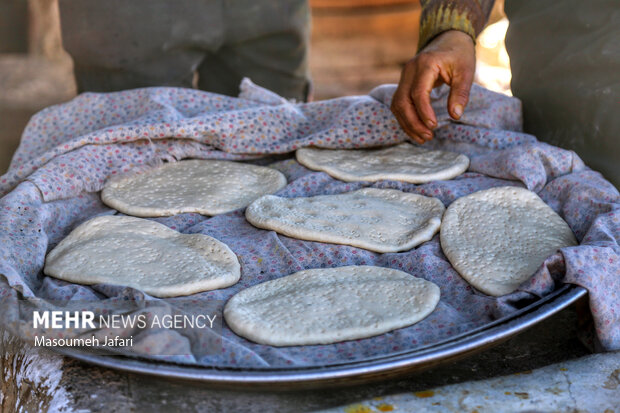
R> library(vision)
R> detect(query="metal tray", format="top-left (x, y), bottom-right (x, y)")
top-left (53, 284), bottom-right (587, 389)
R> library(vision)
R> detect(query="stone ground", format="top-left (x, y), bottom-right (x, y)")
top-left (3, 297), bottom-right (619, 412)
top-left (322, 351), bottom-right (620, 413)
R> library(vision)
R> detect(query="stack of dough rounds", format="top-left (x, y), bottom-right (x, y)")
top-left (44, 215), bottom-right (241, 297)
top-left (224, 266), bottom-right (440, 346)
top-left (245, 188), bottom-right (445, 253)
top-left (101, 159), bottom-right (287, 217)
top-left (296, 143), bottom-right (469, 183)
top-left (440, 186), bottom-right (577, 296)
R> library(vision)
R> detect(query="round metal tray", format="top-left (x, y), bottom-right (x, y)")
top-left (53, 284), bottom-right (587, 389)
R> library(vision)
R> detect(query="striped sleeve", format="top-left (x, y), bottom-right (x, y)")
top-left (418, 0), bottom-right (495, 51)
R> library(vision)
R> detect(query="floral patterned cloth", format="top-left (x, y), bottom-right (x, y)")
top-left (0, 79), bottom-right (618, 368)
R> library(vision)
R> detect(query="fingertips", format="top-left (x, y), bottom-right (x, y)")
top-left (448, 70), bottom-right (474, 120)
top-left (408, 134), bottom-right (426, 145)
top-left (449, 100), bottom-right (467, 120)
top-left (391, 97), bottom-right (433, 143)
top-left (448, 86), bottom-right (470, 120)
top-left (452, 104), bottom-right (464, 119)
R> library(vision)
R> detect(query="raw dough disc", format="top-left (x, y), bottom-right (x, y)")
top-left (101, 159), bottom-right (287, 217)
top-left (440, 186), bottom-right (577, 296)
top-left (246, 188), bottom-right (445, 253)
top-left (44, 215), bottom-right (241, 297)
top-left (224, 265), bottom-right (440, 346)
top-left (296, 143), bottom-right (469, 183)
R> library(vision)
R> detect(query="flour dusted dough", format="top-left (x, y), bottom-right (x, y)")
top-left (246, 188), bottom-right (445, 253)
top-left (101, 160), bottom-right (287, 217)
top-left (440, 186), bottom-right (577, 296)
top-left (44, 215), bottom-right (240, 297)
top-left (224, 266), bottom-right (440, 346)
top-left (296, 143), bottom-right (469, 183)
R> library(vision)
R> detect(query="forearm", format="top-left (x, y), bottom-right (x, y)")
top-left (418, 0), bottom-right (495, 51)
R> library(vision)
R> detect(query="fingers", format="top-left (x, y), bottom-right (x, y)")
top-left (447, 65), bottom-right (474, 120)
top-left (391, 95), bottom-right (432, 144)
top-left (410, 60), bottom-right (439, 129)
top-left (390, 61), bottom-right (437, 144)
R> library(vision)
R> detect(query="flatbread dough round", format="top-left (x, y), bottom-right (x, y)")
top-left (296, 143), bottom-right (469, 183)
top-left (245, 188), bottom-right (445, 253)
top-left (101, 159), bottom-right (287, 217)
top-left (224, 266), bottom-right (440, 346)
top-left (440, 186), bottom-right (577, 296)
top-left (44, 215), bottom-right (240, 297)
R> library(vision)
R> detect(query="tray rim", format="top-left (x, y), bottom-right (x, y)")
top-left (52, 284), bottom-right (588, 389)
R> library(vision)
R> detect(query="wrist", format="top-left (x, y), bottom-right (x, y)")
top-left (417, 30), bottom-right (475, 62)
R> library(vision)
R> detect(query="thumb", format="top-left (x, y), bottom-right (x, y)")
top-left (447, 68), bottom-right (474, 120)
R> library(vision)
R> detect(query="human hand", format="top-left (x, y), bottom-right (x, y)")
top-left (391, 30), bottom-right (476, 144)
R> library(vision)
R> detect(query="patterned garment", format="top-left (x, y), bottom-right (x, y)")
top-left (418, 0), bottom-right (495, 50)
top-left (0, 80), bottom-right (618, 369)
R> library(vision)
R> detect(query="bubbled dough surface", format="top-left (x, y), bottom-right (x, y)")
top-left (44, 215), bottom-right (241, 298)
top-left (224, 265), bottom-right (440, 346)
top-left (440, 186), bottom-right (577, 296)
top-left (296, 143), bottom-right (470, 183)
top-left (245, 188), bottom-right (445, 253)
top-left (101, 159), bottom-right (287, 217)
